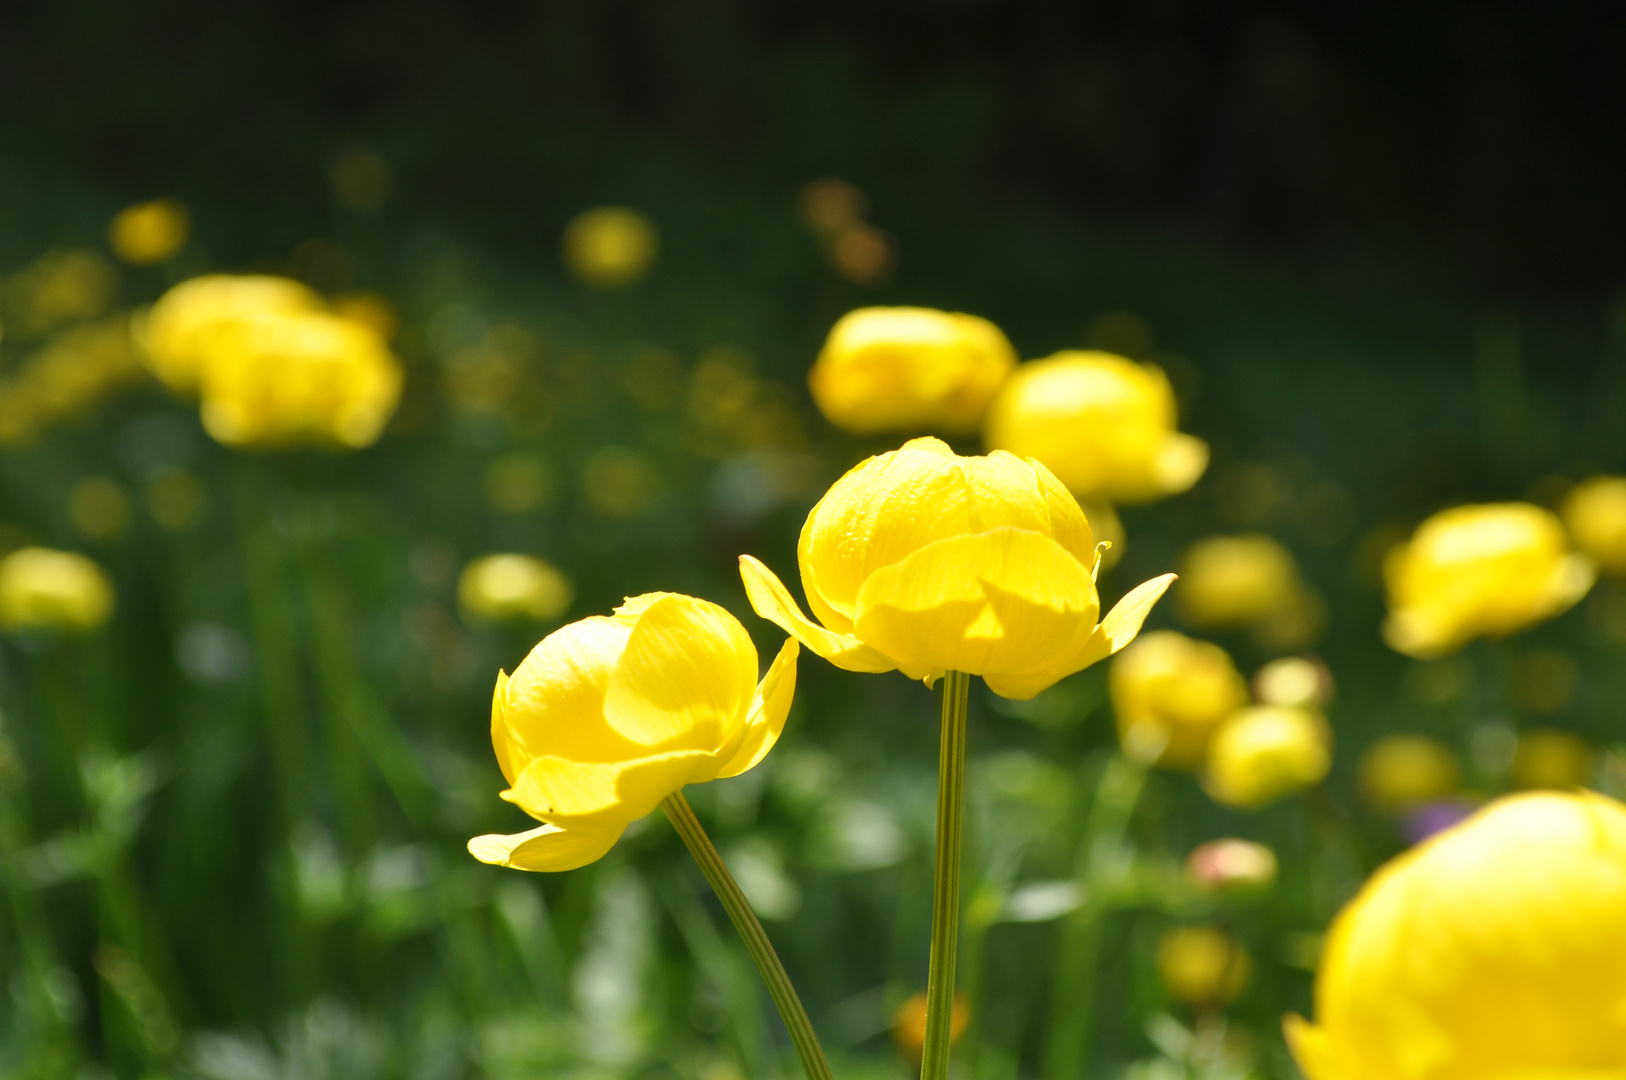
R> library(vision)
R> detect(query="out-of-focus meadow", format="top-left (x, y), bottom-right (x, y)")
top-left (3, 4), bottom-right (1626, 1079)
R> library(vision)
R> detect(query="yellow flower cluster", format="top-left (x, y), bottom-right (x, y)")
top-left (0, 547), bottom-right (115, 633)
top-left (137, 275), bottom-right (403, 449)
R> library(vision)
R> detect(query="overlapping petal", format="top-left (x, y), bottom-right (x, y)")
top-left (469, 822), bottom-right (624, 872)
top-left (718, 637), bottom-right (800, 778)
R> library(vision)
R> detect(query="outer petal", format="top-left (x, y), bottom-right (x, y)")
top-left (468, 821), bottom-right (624, 872)
top-left (491, 669), bottom-right (519, 786)
top-left (501, 615), bottom-right (641, 765)
top-left (602, 594), bottom-right (757, 755)
top-left (503, 749), bottom-right (715, 827)
top-left (717, 637), bottom-right (799, 779)
top-left (739, 555), bottom-right (897, 673)
top-left (1282, 1016), bottom-right (1353, 1080)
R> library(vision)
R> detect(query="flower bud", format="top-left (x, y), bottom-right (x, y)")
top-left (0, 547), bottom-right (114, 632)
top-left (1186, 839), bottom-right (1278, 893)
top-left (1156, 927), bottom-right (1251, 1007)
top-left (1204, 706), bottom-right (1331, 809)
top-left (1357, 735), bottom-right (1461, 812)
top-left (892, 991), bottom-right (969, 1060)
top-left (1109, 631), bottom-right (1248, 770)
top-left (1511, 728), bottom-right (1592, 790)
top-left (458, 555), bottom-right (574, 623)
top-left (561, 207), bottom-right (658, 288)
top-left (1177, 534), bottom-right (1300, 628)
top-left (1561, 475), bottom-right (1626, 576)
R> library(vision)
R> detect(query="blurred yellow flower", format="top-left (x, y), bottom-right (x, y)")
top-left (0, 547), bottom-right (114, 632)
top-left (739, 437), bottom-right (1174, 700)
top-left (1156, 927), bottom-right (1251, 1007)
top-left (108, 199), bottom-right (190, 264)
top-left (1286, 792), bottom-right (1626, 1079)
top-left (807, 307), bottom-right (1016, 436)
top-left (1512, 728), bottom-right (1592, 790)
top-left (137, 274), bottom-right (324, 392)
top-left (1186, 838), bottom-right (1278, 893)
top-left (1383, 503), bottom-right (1595, 658)
top-left (1253, 656), bottom-right (1333, 709)
top-left (468, 593), bottom-right (797, 871)
top-left (198, 309), bottom-right (403, 449)
top-left (458, 555), bottom-right (573, 623)
top-left (1562, 475), bottom-right (1626, 576)
top-left (561, 207), bottom-right (658, 288)
top-left (1204, 705), bottom-right (1331, 809)
top-left (983, 351), bottom-right (1208, 504)
top-left (892, 991), bottom-right (969, 1059)
top-left (1177, 534), bottom-right (1301, 628)
top-left (1109, 630), bottom-right (1248, 769)
top-left (1357, 735), bottom-right (1461, 812)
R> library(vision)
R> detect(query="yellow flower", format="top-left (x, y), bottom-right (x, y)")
top-left (458, 555), bottom-right (574, 623)
top-left (0, 547), bottom-right (114, 632)
top-left (1384, 503), bottom-right (1595, 658)
top-left (1156, 928), bottom-right (1251, 1007)
top-left (1177, 534), bottom-right (1301, 628)
top-left (136, 275), bottom-right (324, 392)
top-left (1512, 729), bottom-right (1592, 790)
top-left (1204, 705), bottom-right (1331, 809)
top-left (892, 991), bottom-right (969, 1060)
top-left (1285, 792), bottom-right (1626, 1079)
top-left (1253, 656), bottom-right (1333, 709)
top-left (469, 593), bottom-right (798, 872)
top-left (1357, 735), bottom-right (1461, 812)
top-left (562, 207), bottom-right (658, 287)
top-left (982, 351), bottom-right (1208, 503)
top-left (1186, 839), bottom-right (1278, 892)
top-left (198, 309), bottom-right (403, 449)
top-left (1109, 630), bottom-right (1248, 769)
top-left (739, 437), bottom-right (1175, 700)
top-left (108, 199), bottom-right (190, 264)
top-left (1562, 475), bottom-right (1626, 576)
top-left (807, 307), bottom-right (1016, 435)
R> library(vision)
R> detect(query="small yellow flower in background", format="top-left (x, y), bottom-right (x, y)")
top-left (892, 991), bottom-right (969, 1060)
top-left (983, 351), bottom-right (1208, 504)
top-left (1176, 533), bottom-right (1301, 628)
top-left (1511, 728), bottom-right (1592, 790)
top-left (1204, 705), bottom-right (1331, 809)
top-left (1383, 503), bottom-right (1595, 659)
top-left (458, 555), bottom-right (573, 623)
top-left (1186, 839), bottom-right (1278, 893)
top-left (468, 593), bottom-right (798, 872)
top-left (136, 275), bottom-right (324, 392)
top-left (561, 207), bottom-right (658, 288)
top-left (1562, 475), bottom-right (1626, 576)
top-left (740, 437), bottom-right (1175, 700)
top-left (1156, 928), bottom-right (1251, 1007)
top-left (1285, 792), bottom-right (1626, 1079)
top-left (108, 199), bottom-right (190, 265)
top-left (0, 547), bottom-right (115, 632)
top-left (1357, 735), bottom-right (1461, 812)
top-left (807, 307), bottom-right (1016, 436)
top-left (1109, 630), bottom-right (1248, 769)
top-left (1252, 656), bottom-right (1333, 709)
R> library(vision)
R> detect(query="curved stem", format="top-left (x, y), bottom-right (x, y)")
top-left (660, 791), bottom-right (833, 1080)
top-left (922, 670), bottom-right (971, 1080)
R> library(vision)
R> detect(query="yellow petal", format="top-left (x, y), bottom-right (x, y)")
top-left (501, 615), bottom-right (643, 766)
top-left (491, 669), bottom-right (518, 786)
top-left (717, 637), bottom-right (799, 779)
top-left (1097, 573), bottom-right (1178, 655)
top-left (852, 527), bottom-right (1099, 679)
top-left (602, 594), bottom-right (757, 754)
top-left (503, 749), bottom-right (714, 827)
top-left (1282, 1015), bottom-right (1351, 1080)
top-left (738, 555), bottom-right (896, 674)
top-left (468, 821), bottom-right (623, 872)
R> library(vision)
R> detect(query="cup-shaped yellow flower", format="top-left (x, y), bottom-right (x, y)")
top-left (108, 199), bottom-right (190, 265)
top-left (1177, 533), bottom-right (1301, 628)
top-left (136, 275), bottom-right (325, 393)
top-left (562, 207), bottom-right (658, 288)
top-left (469, 593), bottom-right (798, 872)
top-left (1285, 791), bottom-right (1626, 1079)
top-left (808, 308), bottom-right (1017, 436)
top-left (198, 309), bottom-right (403, 449)
top-left (1204, 705), bottom-right (1331, 809)
top-left (1109, 630), bottom-right (1248, 769)
top-left (0, 547), bottom-right (114, 632)
top-left (1383, 503), bottom-right (1595, 659)
top-left (982, 351), bottom-right (1208, 504)
top-left (458, 554), bottom-right (574, 623)
top-left (1156, 927), bottom-right (1251, 1007)
top-left (1357, 735), bottom-right (1461, 812)
top-left (739, 437), bottom-right (1175, 700)
top-left (1562, 475), bottom-right (1626, 576)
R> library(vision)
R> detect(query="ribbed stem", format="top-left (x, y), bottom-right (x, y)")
top-left (922, 670), bottom-right (971, 1080)
top-left (661, 790), bottom-right (833, 1080)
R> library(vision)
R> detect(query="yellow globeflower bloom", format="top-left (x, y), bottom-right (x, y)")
top-left (1205, 706), bottom-right (1331, 809)
top-left (808, 307), bottom-right (1017, 436)
top-left (1286, 792), bottom-right (1626, 1079)
top-left (1562, 475), bottom-right (1626, 576)
top-left (1383, 503), bottom-right (1595, 659)
top-left (469, 593), bottom-right (798, 871)
top-left (458, 554), bottom-right (574, 623)
top-left (1109, 630), bottom-right (1248, 769)
top-left (136, 274), bottom-right (324, 392)
top-left (1357, 735), bottom-right (1461, 812)
top-left (1177, 534), bottom-right (1300, 628)
top-left (561, 207), bottom-right (658, 287)
top-left (108, 199), bottom-right (190, 264)
top-left (1156, 928), bottom-right (1251, 1007)
top-left (198, 310), bottom-right (403, 449)
top-left (739, 437), bottom-right (1175, 700)
top-left (983, 351), bottom-right (1208, 503)
top-left (0, 547), bottom-right (114, 632)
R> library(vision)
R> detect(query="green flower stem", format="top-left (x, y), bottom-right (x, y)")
top-left (660, 790), bottom-right (833, 1080)
top-left (922, 670), bottom-right (971, 1080)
